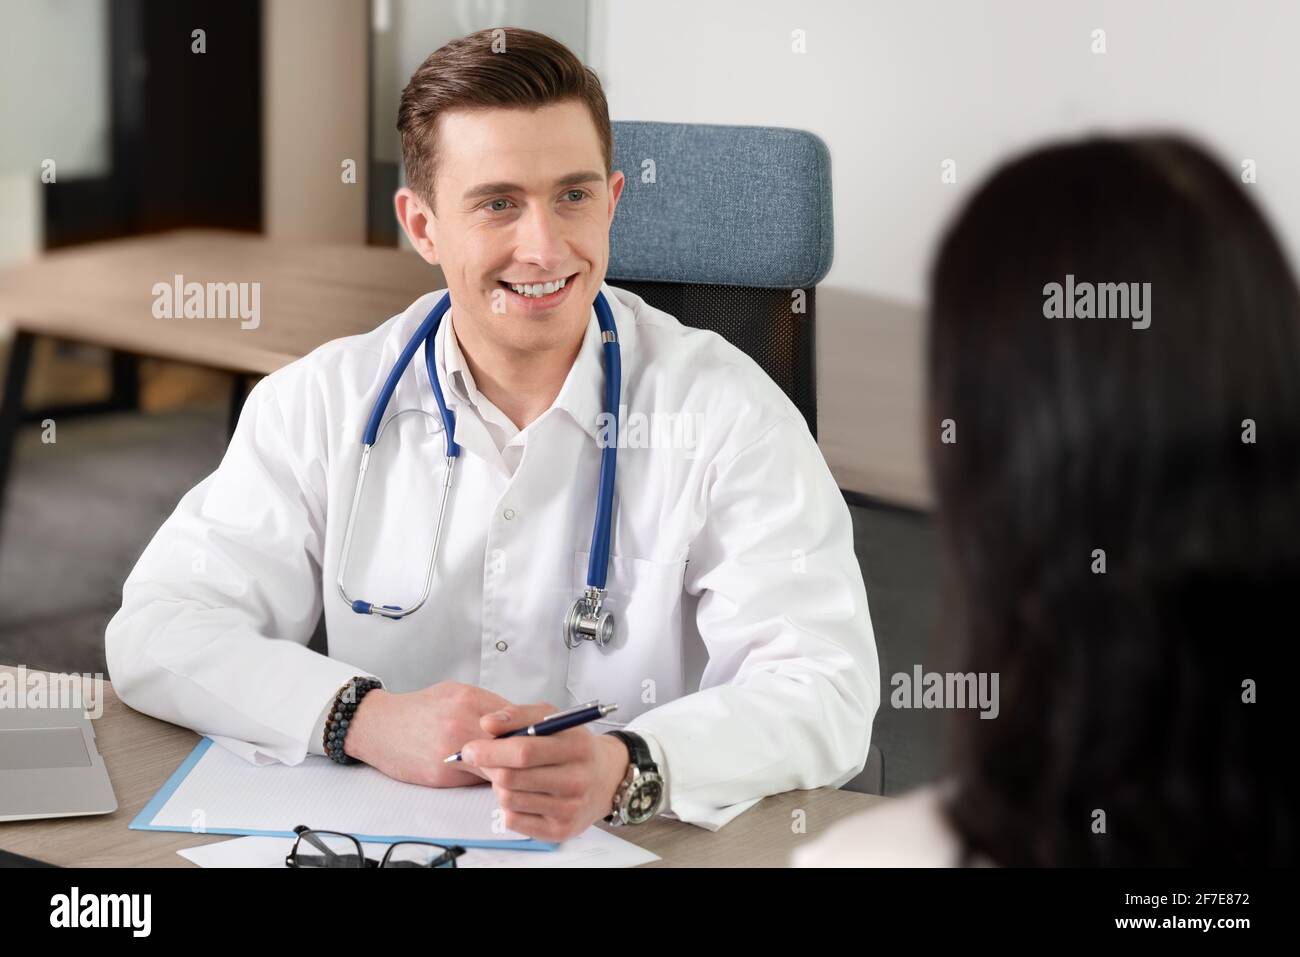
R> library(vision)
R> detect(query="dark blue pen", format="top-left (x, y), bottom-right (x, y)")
top-left (442, 700), bottom-right (619, 763)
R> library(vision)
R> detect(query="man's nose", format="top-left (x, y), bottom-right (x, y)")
top-left (512, 204), bottom-right (568, 269)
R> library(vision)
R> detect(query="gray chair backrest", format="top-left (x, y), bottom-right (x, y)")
top-left (607, 121), bottom-right (833, 437)
top-left (841, 743), bottom-right (885, 796)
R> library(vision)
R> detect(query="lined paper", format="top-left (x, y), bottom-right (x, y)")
top-left (144, 739), bottom-right (533, 844)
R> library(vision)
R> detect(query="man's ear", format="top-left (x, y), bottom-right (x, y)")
top-left (606, 170), bottom-right (626, 223)
top-left (394, 186), bottom-right (440, 266)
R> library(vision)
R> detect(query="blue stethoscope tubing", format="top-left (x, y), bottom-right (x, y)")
top-left (336, 288), bottom-right (621, 648)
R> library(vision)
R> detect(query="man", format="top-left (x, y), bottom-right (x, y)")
top-left (106, 27), bottom-right (878, 842)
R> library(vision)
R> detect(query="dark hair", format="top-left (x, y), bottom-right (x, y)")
top-left (396, 27), bottom-right (613, 210)
top-left (927, 134), bottom-right (1300, 866)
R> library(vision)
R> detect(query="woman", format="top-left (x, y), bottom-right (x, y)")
top-left (795, 135), bottom-right (1298, 866)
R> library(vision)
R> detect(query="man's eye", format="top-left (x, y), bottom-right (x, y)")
top-left (564, 189), bottom-right (589, 202)
top-left (486, 198), bottom-right (513, 212)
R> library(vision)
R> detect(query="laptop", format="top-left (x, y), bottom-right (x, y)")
top-left (0, 704), bottom-right (117, 822)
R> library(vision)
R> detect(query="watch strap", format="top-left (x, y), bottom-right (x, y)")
top-left (607, 730), bottom-right (655, 772)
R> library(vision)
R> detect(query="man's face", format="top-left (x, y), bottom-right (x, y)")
top-left (396, 100), bottom-right (625, 358)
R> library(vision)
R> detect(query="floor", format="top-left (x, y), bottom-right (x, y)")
top-left (0, 404), bottom-right (946, 796)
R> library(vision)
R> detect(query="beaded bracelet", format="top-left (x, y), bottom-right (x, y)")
top-left (324, 676), bottom-right (383, 765)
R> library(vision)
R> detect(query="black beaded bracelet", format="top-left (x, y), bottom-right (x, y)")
top-left (324, 676), bottom-right (383, 765)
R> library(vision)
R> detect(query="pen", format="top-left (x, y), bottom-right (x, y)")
top-left (442, 700), bottom-right (619, 763)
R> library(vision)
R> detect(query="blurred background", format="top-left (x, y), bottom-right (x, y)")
top-left (1, 0), bottom-right (1297, 797)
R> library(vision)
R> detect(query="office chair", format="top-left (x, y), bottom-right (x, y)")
top-left (606, 120), bottom-right (831, 437)
top-left (607, 122), bottom-right (884, 796)
top-left (849, 744), bottom-right (885, 796)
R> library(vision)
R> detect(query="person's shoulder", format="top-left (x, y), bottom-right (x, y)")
top-left (259, 289), bottom-right (444, 399)
top-left (789, 784), bottom-right (967, 868)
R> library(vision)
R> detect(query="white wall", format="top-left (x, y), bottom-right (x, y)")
top-left (589, 0), bottom-right (1300, 306)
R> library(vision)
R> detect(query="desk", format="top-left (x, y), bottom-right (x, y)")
top-left (0, 230), bottom-right (445, 534)
top-left (0, 230), bottom-right (442, 377)
top-left (0, 666), bottom-right (886, 867)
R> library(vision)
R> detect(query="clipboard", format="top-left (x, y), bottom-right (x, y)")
top-left (130, 737), bottom-right (556, 850)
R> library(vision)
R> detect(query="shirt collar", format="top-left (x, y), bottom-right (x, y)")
top-left (441, 311), bottom-right (519, 439)
top-left (442, 317), bottom-right (476, 406)
top-left (413, 282), bottom-right (636, 447)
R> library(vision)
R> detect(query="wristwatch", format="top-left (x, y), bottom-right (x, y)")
top-left (603, 730), bottom-right (665, 826)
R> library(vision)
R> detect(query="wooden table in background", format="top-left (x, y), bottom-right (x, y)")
top-left (0, 230), bottom-right (447, 535)
top-left (0, 665), bottom-right (885, 867)
top-left (0, 229), bottom-right (442, 377)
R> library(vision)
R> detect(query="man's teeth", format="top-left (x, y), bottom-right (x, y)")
top-left (508, 276), bottom-right (567, 298)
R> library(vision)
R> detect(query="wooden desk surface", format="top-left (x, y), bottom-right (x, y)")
top-left (0, 666), bottom-right (884, 867)
top-left (0, 230), bottom-right (444, 376)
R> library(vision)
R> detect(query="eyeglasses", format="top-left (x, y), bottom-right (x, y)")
top-left (284, 825), bottom-right (466, 869)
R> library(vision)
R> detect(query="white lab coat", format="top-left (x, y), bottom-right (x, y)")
top-left (105, 282), bottom-right (880, 830)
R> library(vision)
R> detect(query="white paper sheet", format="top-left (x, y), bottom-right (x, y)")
top-left (178, 829), bottom-right (661, 868)
top-left (141, 738), bottom-right (534, 845)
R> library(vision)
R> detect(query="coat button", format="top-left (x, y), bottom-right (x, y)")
top-left (503, 508), bottom-right (516, 520)
top-left (495, 640), bottom-right (508, 652)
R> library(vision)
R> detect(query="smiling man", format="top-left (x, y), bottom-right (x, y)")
top-left (106, 27), bottom-right (879, 842)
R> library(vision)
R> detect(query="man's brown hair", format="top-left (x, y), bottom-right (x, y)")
top-left (397, 27), bottom-right (613, 211)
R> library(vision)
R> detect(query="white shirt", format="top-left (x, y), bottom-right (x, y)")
top-left (105, 282), bottom-right (880, 831)
top-left (443, 320), bottom-right (523, 469)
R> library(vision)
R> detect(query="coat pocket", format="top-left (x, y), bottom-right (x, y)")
top-left (565, 550), bottom-right (688, 725)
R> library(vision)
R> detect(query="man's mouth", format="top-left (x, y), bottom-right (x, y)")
top-left (496, 273), bottom-right (578, 300)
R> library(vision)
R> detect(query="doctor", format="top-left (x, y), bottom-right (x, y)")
top-left (106, 27), bottom-right (879, 841)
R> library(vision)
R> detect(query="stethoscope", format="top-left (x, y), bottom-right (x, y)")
top-left (336, 289), bottom-right (621, 650)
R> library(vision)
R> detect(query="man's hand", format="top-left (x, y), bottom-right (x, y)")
top-left (460, 703), bottom-right (632, 842)
top-left (342, 681), bottom-right (511, 788)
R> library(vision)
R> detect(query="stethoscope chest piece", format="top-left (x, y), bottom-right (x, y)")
top-left (565, 587), bottom-right (615, 649)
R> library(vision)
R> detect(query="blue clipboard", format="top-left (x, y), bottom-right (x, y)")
top-left (129, 737), bottom-right (557, 850)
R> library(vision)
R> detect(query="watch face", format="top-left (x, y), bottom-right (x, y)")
top-left (624, 773), bottom-right (664, 824)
